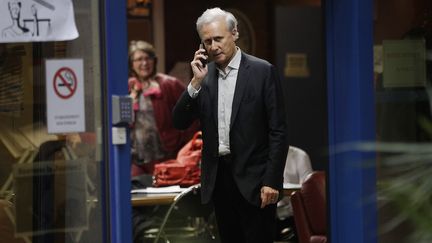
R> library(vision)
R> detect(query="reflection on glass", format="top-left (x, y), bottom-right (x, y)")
top-left (0, 1), bottom-right (104, 242)
top-left (374, 0), bottom-right (432, 242)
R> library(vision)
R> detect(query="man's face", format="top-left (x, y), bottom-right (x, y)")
top-left (9, 2), bottom-right (21, 19)
top-left (200, 18), bottom-right (237, 69)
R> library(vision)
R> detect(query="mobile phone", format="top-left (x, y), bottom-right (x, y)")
top-left (199, 43), bottom-right (208, 68)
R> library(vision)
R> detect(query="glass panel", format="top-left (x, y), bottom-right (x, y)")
top-left (0, 1), bottom-right (105, 243)
top-left (374, 0), bottom-right (432, 242)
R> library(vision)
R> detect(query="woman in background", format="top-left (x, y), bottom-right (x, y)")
top-left (128, 40), bottom-right (198, 176)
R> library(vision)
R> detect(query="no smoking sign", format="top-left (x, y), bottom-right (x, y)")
top-left (46, 59), bottom-right (85, 134)
top-left (53, 67), bottom-right (77, 99)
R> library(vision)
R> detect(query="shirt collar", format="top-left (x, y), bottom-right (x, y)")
top-left (217, 47), bottom-right (241, 74)
top-left (229, 47), bottom-right (242, 70)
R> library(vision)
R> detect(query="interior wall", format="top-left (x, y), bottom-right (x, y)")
top-left (274, 5), bottom-right (327, 171)
top-left (374, 0), bottom-right (431, 43)
top-left (127, 18), bottom-right (153, 44)
top-left (164, 0), bottom-right (273, 73)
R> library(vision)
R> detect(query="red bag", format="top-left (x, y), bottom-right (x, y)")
top-left (176, 131), bottom-right (202, 165)
top-left (153, 160), bottom-right (200, 187)
top-left (153, 132), bottom-right (202, 187)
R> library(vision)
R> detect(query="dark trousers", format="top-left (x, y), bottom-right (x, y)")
top-left (212, 155), bottom-right (276, 243)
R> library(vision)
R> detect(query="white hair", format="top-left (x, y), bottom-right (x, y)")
top-left (196, 7), bottom-right (239, 40)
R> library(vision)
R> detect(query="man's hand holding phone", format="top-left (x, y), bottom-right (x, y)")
top-left (190, 43), bottom-right (208, 90)
top-left (199, 43), bottom-right (208, 68)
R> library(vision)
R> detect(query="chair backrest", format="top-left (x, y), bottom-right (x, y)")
top-left (291, 171), bottom-right (327, 243)
top-left (152, 184), bottom-right (215, 243)
top-left (175, 184), bottom-right (213, 219)
top-left (301, 171), bottom-right (326, 235)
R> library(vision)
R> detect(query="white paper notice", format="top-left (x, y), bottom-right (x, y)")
top-left (0, 0), bottom-right (79, 43)
top-left (46, 59), bottom-right (85, 134)
top-left (131, 186), bottom-right (186, 194)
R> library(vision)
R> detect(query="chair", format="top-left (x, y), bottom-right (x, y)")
top-left (0, 199), bottom-right (26, 243)
top-left (278, 146), bottom-right (313, 219)
top-left (290, 171), bottom-right (327, 243)
top-left (276, 146), bottom-right (313, 241)
top-left (144, 184), bottom-right (216, 243)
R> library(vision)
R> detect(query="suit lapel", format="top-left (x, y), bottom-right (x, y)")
top-left (230, 53), bottom-right (250, 129)
top-left (206, 65), bottom-right (219, 125)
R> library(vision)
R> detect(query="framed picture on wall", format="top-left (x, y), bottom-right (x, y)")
top-left (127, 0), bottom-right (152, 18)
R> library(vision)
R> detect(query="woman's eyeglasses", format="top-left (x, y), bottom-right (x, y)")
top-left (133, 56), bottom-right (155, 63)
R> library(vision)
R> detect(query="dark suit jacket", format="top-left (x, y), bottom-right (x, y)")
top-left (173, 52), bottom-right (287, 207)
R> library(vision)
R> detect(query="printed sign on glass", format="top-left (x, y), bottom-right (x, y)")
top-left (0, 0), bottom-right (78, 43)
top-left (46, 59), bottom-right (85, 134)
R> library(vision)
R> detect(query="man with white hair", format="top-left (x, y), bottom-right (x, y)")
top-left (173, 7), bottom-right (287, 243)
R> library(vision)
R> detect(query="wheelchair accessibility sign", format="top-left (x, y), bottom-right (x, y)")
top-left (46, 59), bottom-right (85, 133)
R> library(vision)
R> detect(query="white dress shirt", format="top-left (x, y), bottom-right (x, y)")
top-left (187, 48), bottom-right (242, 155)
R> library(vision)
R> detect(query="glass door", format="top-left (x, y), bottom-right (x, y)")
top-left (0, 0), bottom-right (107, 242)
top-left (373, 0), bottom-right (432, 242)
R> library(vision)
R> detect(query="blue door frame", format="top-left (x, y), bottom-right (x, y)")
top-left (326, 0), bottom-right (377, 242)
top-left (104, 0), bottom-right (132, 243)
